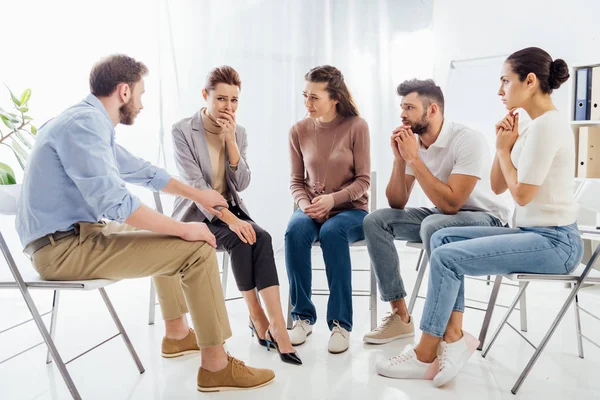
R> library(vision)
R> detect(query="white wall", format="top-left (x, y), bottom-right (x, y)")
top-left (432, 0), bottom-right (600, 95)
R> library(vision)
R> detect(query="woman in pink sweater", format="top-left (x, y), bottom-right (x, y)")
top-left (285, 65), bottom-right (371, 354)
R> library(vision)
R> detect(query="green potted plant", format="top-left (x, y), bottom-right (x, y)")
top-left (0, 86), bottom-right (36, 212)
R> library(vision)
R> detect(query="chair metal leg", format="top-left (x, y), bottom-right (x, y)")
top-left (415, 249), bottom-right (423, 272)
top-left (98, 288), bottom-right (145, 374)
top-left (221, 253), bottom-right (230, 298)
top-left (46, 290), bottom-right (61, 364)
top-left (477, 275), bottom-right (502, 351)
top-left (370, 262), bottom-right (377, 330)
top-left (519, 282), bottom-right (528, 332)
top-left (408, 252), bottom-right (429, 314)
top-left (286, 295), bottom-right (293, 330)
top-left (482, 281), bottom-right (529, 358)
top-left (511, 279), bottom-right (587, 394)
top-left (148, 279), bottom-right (156, 325)
top-left (574, 294), bottom-right (584, 359)
top-left (1, 233), bottom-right (82, 399)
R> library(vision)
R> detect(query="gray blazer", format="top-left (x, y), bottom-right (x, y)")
top-left (171, 110), bottom-right (251, 223)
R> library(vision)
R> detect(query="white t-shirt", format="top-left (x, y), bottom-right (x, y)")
top-left (510, 110), bottom-right (578, 227)
top-left (406, 121), bottom-right (512, 225)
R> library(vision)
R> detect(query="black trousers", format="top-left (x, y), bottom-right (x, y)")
top-left (206, 205), bottom-right (279, 291)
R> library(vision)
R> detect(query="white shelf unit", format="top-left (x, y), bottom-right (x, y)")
top-left (569, 62), bottom-right (600, 181)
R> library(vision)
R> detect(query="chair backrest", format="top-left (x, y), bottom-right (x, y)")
top-left (0, 184), bottom-right (22, 216)
top-left (293, 170), bottom-right (378, 212)
top-left (576, 180), bottom-right (600, 213)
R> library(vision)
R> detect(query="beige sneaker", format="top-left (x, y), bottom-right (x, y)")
top-left (363, 309), bottom-right (414, 344)
top-left (161, 328), bottom-right (200, 358)
top-left (197, 355), bottom-right (275, 392)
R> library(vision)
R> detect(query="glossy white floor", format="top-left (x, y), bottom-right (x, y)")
top-left (1, 242), bottom-right (600, 400)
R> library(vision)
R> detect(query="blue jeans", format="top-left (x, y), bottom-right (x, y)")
top-left (420, 223), bottom-right (584, 337)
top-left (363, 208), bottom-right (504, 302)
top-left (285, 208), bottom-right (368, 331)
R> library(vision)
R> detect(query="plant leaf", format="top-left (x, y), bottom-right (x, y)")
top-left (0, 162), bottom-right (16, 184)
top-left (23, 116), bottom-right (33, 121)
top-left (20, 89), bottom-right (31, 105)
top-left (1, 115), bottom-right (16, 130)
top-left (5, 85), bottom-right (22, 106)
top-left (10, 147), bottom-right (26, 170)
top-left (15, 130), bottom-right (32, 149)
top-left (30, 126), bottom-right (37, 135)
top-left (12, 139), bottom-right (28, 162)
top-left (19, 107), bottom-right (29, 113)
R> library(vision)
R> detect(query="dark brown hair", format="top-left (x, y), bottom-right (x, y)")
top-left (396, 79), bottom-right (445, 116)
top-left (205, 66), bottom-right (242, 92)
top-left (89, 54), bottom-right (148, 97)
top-left (506, 47), bottom-right (570, 94)
top-left (304, 65), bottom-right (360, 117)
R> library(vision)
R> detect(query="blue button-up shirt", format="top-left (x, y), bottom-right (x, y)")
top-left (15, 94), bottom-right (171, 247)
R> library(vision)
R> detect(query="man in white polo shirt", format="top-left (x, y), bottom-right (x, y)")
top-left (362, 79), bottom-right (510, 344)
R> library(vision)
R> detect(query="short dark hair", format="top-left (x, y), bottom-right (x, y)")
top-left (89, 54), bottom-right (148, 97)
top-left (205, 65), bottom-right (242, 92)
top-left (506, 47), bottom-right (569, 94)
top-left (396, 79), bottom-right (444, 116)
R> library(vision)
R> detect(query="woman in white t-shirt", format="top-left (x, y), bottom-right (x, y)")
top-left (375, 47), bottom-right (584, 387)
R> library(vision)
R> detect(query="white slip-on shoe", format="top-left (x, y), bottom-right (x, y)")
top-left (289, 319), bottom-right (313, 346)
top-left (328, 320), bottom-right (350, 354)
top-left (375, 347), bottom-right (439, 379)
top-left (433, 331), bottom-right (480, 388)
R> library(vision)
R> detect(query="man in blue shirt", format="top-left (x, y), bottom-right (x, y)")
top-left (16, 54), bottom-right (275, 392)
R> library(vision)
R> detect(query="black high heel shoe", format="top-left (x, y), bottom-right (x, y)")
top-left (249, 319), bottom-right (274, 348)
top-left (265, 329), bottom-right (303, 365)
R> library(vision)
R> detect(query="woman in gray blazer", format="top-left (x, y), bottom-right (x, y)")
top-left (171, 66), bottom-right (300, 365)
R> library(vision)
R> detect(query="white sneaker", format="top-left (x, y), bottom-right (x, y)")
top-left (376, 348), bottom-right (439, 379)
top-left (289, 319), bottom-right (312, 346)
top-left (328, 321), bottom-right (350, 354)
top-left (433, 331), bottom-right (480, 388)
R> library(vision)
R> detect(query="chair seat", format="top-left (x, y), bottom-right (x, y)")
top-left (312, 240), bottom-right (367, 248)
top-left (504, 264), bottom-right (600, 283)
top-left (406, 241), bottom-right (424, 249)
top-left (0, 273), bottom-right (117, 290)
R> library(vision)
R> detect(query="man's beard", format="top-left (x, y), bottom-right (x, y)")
top-left (119, 101), bottom-right (137, 125)
top-left (408, 111), bottom-right (429, 135)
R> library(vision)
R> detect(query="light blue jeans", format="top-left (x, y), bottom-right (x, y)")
top-left (420, 223), bottom-right (584, 337)
top-left (363, 208), bottom-right (504, 302)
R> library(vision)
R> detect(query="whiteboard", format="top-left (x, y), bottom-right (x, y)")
top-left (444, 56), bottom-right (518, 156)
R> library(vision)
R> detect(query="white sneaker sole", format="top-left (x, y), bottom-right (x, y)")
top-left (363, 332), bottom-right (415, 344)
top-left (197, 376), bottom-right (275, 392)
top-left (290, 330), bottom-right (312, 346)
top-left (328, 346), bottom-right (349, 354)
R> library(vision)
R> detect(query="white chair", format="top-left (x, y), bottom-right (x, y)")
top-left (406, 240), bottom-right (528, 350)
top-left (147, 191), bottom-right (237, 325)
top-left (0, 186), bottom-right (144, 400)
top-left (481, 179), bottom-right (600, 394)
top-left (286, 171), bottom-right (379, 331)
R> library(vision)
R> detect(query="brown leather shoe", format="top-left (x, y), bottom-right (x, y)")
top-left (161, 328), bottom-right (200, 358)
top-left (197, 355), bottom-right (275, 392)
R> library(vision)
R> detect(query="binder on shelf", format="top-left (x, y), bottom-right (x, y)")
top-left (575, 67), bottom-right (592, 121)
top-left (591, 66), bottom-right (600, 120)
top-left (578, 127), bottom-right (600, 178)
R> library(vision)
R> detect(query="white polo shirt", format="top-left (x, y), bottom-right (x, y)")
top-left (406, 120), bottom-right (512, 225)
top-left (510, 110), bottom-right (578, 227)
